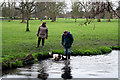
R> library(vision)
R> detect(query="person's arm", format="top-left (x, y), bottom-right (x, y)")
top-left (62, 34), bottom-right (64, 45)
top-left (37, 27), bottom-right (40, 36)
top-left (70, 34), bottom-right (74, 45)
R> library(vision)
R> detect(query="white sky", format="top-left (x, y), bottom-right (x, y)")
top-left (65, 0), bottom-right (119, 11)
top-left (0, 0), bottom-right (119, 2)
top-left (0, 0), bottom-right (119, 11)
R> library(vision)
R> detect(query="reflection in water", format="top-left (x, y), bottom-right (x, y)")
top-left (37, 62), bottom-right (49, 80)
top-left (61, 60), bottom-right (72, 79)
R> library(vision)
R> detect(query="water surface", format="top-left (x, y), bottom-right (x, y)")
top-left (2, 50), bottom-right (118, 79)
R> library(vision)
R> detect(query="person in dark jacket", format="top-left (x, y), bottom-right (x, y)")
top-left (62, 31), bottom-right (74, 59)
top-left (36, 22), bottom-right (48, 48)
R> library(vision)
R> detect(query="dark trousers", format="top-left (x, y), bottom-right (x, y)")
top-left (37, 37), bottom-right (45, 47)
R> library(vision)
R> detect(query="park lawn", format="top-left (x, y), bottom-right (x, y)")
top-left (2, 18), bottom-right (118, 58)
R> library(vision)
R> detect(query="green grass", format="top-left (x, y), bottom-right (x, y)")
top-left (2, 18), bottom-right (118, 58)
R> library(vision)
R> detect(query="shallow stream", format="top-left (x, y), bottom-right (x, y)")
top-left (1, 50), bottom-right (118, 79)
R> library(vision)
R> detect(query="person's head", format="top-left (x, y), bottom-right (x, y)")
top-left (42, 22), bottom-right (46, 27)
top-left (64, 31), bottom-right (68, 35)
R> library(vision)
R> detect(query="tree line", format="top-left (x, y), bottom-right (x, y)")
top-left (1, 0), bottom-right (120, 31)
top-left (1, 0), bottom-right (66, 22)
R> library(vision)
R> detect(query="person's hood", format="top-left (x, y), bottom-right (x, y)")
top-left (67, 32), bottom-right (70, 34)
top-left (63, 32), bottom-right (70, 36)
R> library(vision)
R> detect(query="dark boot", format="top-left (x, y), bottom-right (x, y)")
top-left (65, 48), bottom-right (68, 60)
top-left (68, 54), bottom-right (70, 59)
top-left (66, 53), bottom-right (68, 60)
top-left (36, 42), bottom-right (40, 48)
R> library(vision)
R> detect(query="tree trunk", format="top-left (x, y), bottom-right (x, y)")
top-left (108, 12), bottom-right (111, 22)
top-left (26, 19), bottom-right (29, 31)
top-left (21, 13), bottom-right (26, 23)
top-left (12, 1), bottom-right (16, 20)
top-left (51, 16), bottom-right (56, 22)
top-left (108, 18), bottom-right (110, 22)
top-left (8, 16), bottom-right (11, 22)
top-left (97, 14), bottom-right (101, 22)
top-left (75, 16), bottom-right (77, 22)
top-left (26, 1), bottom-right (30, 31)
top-left (8, 1), bottom-right (11, 22)
top-left (21, 2), bottom-right (26, 23)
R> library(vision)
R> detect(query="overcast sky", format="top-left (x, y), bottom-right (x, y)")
top-left (0, 0), bottom-right (119, 11)
top-left (0, 0), bottom-right (119, 2)
top-left (65, 0), bottom-right (119, 11)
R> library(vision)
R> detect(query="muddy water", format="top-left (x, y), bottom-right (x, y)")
top-left (1, 50), bottom-right (118, 79)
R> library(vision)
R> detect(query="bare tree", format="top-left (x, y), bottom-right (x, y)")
top-left (116, 1), bottom-right (120, 18)
top-left (1, 0), bottom-right (7, 17)
top-left (15, 1), bottom-right (27, 23)
top-left (1, 0), bottom-right (20, 20)
top-left (96, 2), bottom-right (101, 22)
top-left (47, 2), bottom-right (57, 22)
top-left (79, 2), bottom-right (92, 22)
top-left (25, 0), bottom-right (35, 31)
top-left (46, 2), bottom-right (66, 22)
top-left (72, 2), bottom-right (80, 22)
top-left (26, 0), bottom-right (29, 31)
top-left (34, 2), bottom-right (47, 21)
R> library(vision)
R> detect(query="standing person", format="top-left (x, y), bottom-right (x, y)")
top-left (62, 31), bottom-right (74, 59)
top-left (36, 22), bottom-right (48, 48)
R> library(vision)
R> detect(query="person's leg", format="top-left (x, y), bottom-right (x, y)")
top-left (67, 47), bottom-right (71, 59)
top-left (37, 37), bottom-right (41, 48)
top-left (42, 38), bottom-right (45, 47)
top-left (65, 48), bottom-right (68, 60)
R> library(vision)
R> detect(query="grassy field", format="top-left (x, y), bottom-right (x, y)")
top-left (2, 18), bottom-right (118, 57)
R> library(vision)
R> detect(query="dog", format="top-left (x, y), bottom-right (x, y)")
top-left (49, 52), bottom-right (66, 61)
